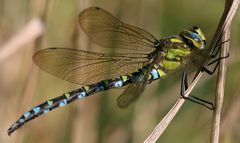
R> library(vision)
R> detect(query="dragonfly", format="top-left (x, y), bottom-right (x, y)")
top-left (7, 7), bottom-right (224, 135)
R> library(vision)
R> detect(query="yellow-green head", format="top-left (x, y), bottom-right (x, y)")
top-left (180, 26), bottom-right (206, 50)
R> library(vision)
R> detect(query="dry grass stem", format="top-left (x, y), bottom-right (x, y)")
top-left (210, 24), bottom-right (230, 143)
top-left (0, 18), bottom-right (44, 63)
top-left (210, 0), bottom-right (239, 142)
top-left (220, 80), bottom-right (240, 141)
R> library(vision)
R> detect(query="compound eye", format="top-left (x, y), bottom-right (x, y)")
top-left (191, 33), bottom-right (201, 42)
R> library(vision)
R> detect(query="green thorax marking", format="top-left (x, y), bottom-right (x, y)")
top-left (157, 36), bottom-right (191, 72)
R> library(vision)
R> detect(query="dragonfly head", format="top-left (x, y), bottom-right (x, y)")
top-left (180, 26), bottom-right (206, 50)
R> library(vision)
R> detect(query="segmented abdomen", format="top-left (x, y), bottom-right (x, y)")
top-left (7, 65), bottom-right (166, 135)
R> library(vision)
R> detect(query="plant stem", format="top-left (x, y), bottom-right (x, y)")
top-left (210, 0), bottom-right (239, 142)
top-left (210, 23), bottom-right (230, 143)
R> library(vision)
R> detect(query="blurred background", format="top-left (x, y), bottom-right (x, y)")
top-left (0, 0), bottom-right (240, 143)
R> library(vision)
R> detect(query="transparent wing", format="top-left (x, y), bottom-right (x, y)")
top-left (116, 69), bottom-right (150, 108)
top-left (79, 7), bottom-right (157, 53)
top-left (33, 47), bottom-right (150, 85)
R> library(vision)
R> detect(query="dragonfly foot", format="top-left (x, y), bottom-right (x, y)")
top-left (181, 95), bottom-right (214, 110)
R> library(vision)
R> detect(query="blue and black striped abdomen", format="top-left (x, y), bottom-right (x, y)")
top-left (7, 66), bottom-right (166, 135)
top-left (7, 77), bottom-right (127, 135)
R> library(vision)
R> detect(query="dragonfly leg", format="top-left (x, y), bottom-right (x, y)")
top-left (210, 39), bottom-right (230, 58)
top-left (202, 38), bottom-right (230, 75)
top-left (201, 53), bottom-right (229, 75)
top-left (180, 71), bottom-right (214, 110)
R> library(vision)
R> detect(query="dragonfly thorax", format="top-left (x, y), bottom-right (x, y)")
top-left (180, 26), bottom-right (206, 50)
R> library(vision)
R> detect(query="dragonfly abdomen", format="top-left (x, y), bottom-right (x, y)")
top-left (7, 76), bottom-right (131, 135)
top-left (8, 65), bottom-right (166, 135)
